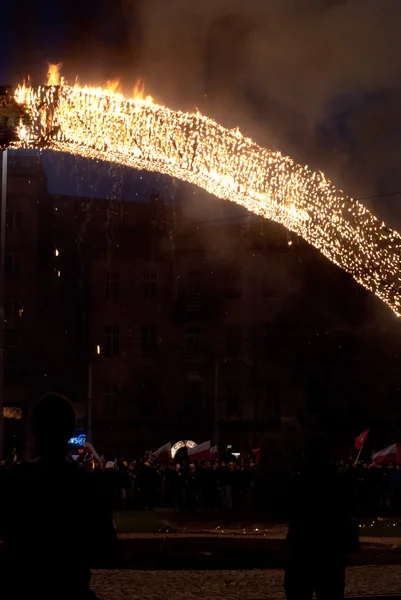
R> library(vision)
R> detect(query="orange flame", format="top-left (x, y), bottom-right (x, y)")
top-left (47, 63), bottom-right (62, 86)
top-left (133, 79), bottom-right (153, 104)
top-left (106, 78), bottom-right (122, 94)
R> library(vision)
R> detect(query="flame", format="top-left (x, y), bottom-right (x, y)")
top-left (15, 77), bottom-right (30, 105)
top-left (106, 78), bottom-right (122, 94)
top-left (133, 79), bottom-right (153, 104)
top-left (47, 63), bottom-right (62, 86)
top-left (11, 66), bottom-right (401, 317)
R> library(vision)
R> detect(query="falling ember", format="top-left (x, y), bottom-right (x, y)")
top-left (11, 72), bottom-right (401, 317)
top-left (47, 63), bottom-right (62, 86)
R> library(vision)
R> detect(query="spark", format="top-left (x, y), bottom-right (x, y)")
top-left (12, 74), bottom-right (401, 317)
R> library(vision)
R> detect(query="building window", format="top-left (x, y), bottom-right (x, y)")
top-left (186, 324), bottom-right (201, 348)
top-left (184, 380), bottom-right (202, 417)
top-left (141, 326), bottom-right (158, 356)
top-left (226, 324), bottom-right (241, 357)
top-left (6, 210), bottom-right (23, 232)
top-left (139, 379), bottom-right (159, 417)
top-left (223, 266), bottom-right (241, 298)
top-left (105, 325), bottom-right (120, 358)
top-left (187, 270), bottom-right (202, 295)
top-left (5, 253), bottom-right (23, 276)
top-left (142, 270), bottom-right (159, 298)
top-left (257, 383), bottom-right (280, 419)
top-left (106, 271), bottom-right (120, 300)
top-left (226, 382), bottom-right (240, 419)
top-left (103, 383), bottom-right (120, 415)
top-left (4, 301), bottom-right (23, 329)
top-left (263, 323), bottom-right (274, 356)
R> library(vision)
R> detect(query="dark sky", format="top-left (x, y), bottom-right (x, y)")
top-left (3, 0), bottom-right (401, 227)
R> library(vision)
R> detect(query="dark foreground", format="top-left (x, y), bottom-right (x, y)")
top-left (118, 534), bottom-right (401, 570)
top-left (114, 510), bottom-right (401, 570)
top-left (91, 567), bottom-right (401, 599)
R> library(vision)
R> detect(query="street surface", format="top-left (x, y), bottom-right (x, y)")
top-left (92, 565), bottom-right (401, 599)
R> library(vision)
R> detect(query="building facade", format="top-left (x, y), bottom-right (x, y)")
top-left (3, 162), bottom-right (401, 459)
top-left (52, 193), bottom-right (401, 458)
top-left (1, 153), bottom-right (84, 457)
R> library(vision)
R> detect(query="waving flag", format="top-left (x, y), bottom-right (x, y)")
top-left (152, 442), bottom-right (172, 461)
top-left (372, 444), bottom-right (400, 465)
top-left (355, 429), bottom-right (369, 451)
top-left (188, 441), bottom-right (211, 461)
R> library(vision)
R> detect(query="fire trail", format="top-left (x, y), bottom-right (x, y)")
top-left (3, 82), bottom-right (401, 316)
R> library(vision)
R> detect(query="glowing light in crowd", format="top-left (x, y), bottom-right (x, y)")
top-left (68, 433), bottom-right (86, 446)
top-left (171, 440), bottom-right (197, 459)
top-left (12, 71), bottom-right (401, 316)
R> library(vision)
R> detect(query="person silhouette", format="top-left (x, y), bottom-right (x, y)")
top-left (285, 435), bottom-right (350, 600)
top-left (0, 393), bottom-right (117, 600)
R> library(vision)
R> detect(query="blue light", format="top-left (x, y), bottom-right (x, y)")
top-left (68, 433), bottom-right (86, 447)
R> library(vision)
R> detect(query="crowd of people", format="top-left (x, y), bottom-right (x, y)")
top-left (1, 385), bottom-right (400, 600)
top-left (3, 443), bottom-right (401, 517)
top-left (89, 458), bottom-right (252, 513)
top-left (338, 461), bottom-right (401, 516)
top-left (71, 454), bottom-right (401, 517)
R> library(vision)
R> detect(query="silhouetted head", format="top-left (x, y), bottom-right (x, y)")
top-left (303, 434), bottom-right (330, 467)
top-left (33, 393), bottom-right (76, 458)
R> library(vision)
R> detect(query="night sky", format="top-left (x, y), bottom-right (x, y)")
top-left (2, 0), bottom-right (401, 227)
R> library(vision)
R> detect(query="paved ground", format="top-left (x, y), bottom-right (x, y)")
top-left (92, 565), bottom-right (401, 599)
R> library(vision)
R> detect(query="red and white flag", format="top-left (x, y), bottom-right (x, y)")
top-left (355, 429), bottom-right (369, 451)
top-left (188, 441), bottom-right (211, 461)
top-left (371, 443), bottom-right (401, 465)
top-left (83, 442), bottom-right (99, 460)
top-left (210, 445), bottom-right (218, 458)
top-left (152, 442), bottom-right (172, 461)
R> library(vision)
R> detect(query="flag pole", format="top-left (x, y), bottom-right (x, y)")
top-left (354, 448), bottom-right (362, 466)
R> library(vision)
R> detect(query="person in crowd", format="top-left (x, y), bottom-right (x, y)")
top-left (285, 435), bottom-right (350, 600)
top-left (185, 464), bottom-right (198, 512)
top-left (168, 463), bottom-right (186, 513)
top-left (217, 461), bottom-right (232, 511)
top-left (0, 393), bottom-right (118, 600)
top-left (103, 460), bottom-right (120, 509)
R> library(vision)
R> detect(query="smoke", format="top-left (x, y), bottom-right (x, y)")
top-left (121, 0), bottom-right (401, 212)
top-left (130, 0), bottom-right (401, 121)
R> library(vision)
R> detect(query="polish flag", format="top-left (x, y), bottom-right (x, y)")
top-left (210, 445), bottom-right (218, 458)
top-left (83, 442), bottom-right (99, 460)
top-left (188, 441), bottom-right (211, 461)
top-left (372, 444), bottom-right (401, 465)
top-left (355, 429), bottom-right (369, 451)
top-left (152, 442), bottom-right (172, 461)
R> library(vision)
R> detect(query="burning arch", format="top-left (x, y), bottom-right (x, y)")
top-left (12, 83), bottom-right (401, 316)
